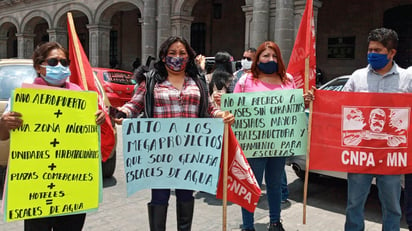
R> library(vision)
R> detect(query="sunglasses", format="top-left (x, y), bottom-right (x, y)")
top-left (45, 58), bottom-right (70, 67)
top-left (242, 57), bottom-right (252, 61)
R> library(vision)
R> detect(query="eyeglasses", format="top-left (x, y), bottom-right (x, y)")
top-left (45, 58), bottom-right (70, 67)
top-left (242, 57), bottom-right (252, 61)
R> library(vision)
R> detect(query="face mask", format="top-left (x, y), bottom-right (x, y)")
top-left (241, 58), bottom-right (252, 70)
top-left (258, 61), bottom-right (278, 74)
top-left (165, 56), bottom-right (188, 72)
top-left (41, 64), bottom-right (71, 86)
top-left (367, 53), bottom-right (389, 70)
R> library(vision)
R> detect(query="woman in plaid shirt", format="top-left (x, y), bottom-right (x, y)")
top-left (115, 36), bottom-right (234, 231)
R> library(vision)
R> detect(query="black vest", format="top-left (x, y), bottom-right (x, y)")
top-left (142, 69), bottom-right (210, 118)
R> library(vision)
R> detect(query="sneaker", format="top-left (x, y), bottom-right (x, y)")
top-left (281, 199), bottom-right (291, 210)
top-left (268, 222), bottom-right (285, 231)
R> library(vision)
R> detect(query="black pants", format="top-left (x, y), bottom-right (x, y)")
top-left (24, 213), bottom-right (86, 231)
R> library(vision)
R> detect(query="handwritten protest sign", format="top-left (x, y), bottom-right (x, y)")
top-left (4, 88), bottom-right (100, 222)
top-left (122, 118), bottom-right (224, 196)
top-left (221, 89), bottom-right (307, 158)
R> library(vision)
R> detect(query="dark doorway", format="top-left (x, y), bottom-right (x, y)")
top-left (384, 5), bottom-right (412, 68)
top-left (6, 27), bottom-right (17, 57)
top-left (191, 23), bottom-right (206, 55)
top-left (110, 30), bottom-right (119, 68)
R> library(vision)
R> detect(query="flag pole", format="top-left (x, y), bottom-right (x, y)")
top-left (303, 0), bottom-right (314, 223)
top-left (303, 57), bottom-right (314, 225)
top-left (222, 112), bottom-right (229, 231)
top-left (67, 12), bottom-right (88, 91)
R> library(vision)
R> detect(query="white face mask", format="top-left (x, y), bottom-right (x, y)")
top-left (241, 58), bottom-right (252, 70)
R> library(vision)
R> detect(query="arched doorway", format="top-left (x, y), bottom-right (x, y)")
top-left (384, 5), bottom-right (412, 68)
top-left (21, 16), bottom-right (49, 58)
top-left (191, 0), bottom-right (245, 58)
top-left (98, 2), bottom-right (142, 71)
top-left (55, 11), bottom-right (90, 56)
top-left (0, 22), bottom-right (17, 58)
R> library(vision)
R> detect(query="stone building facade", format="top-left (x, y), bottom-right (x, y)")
top-left (1, 0), bottom-right (412, 80)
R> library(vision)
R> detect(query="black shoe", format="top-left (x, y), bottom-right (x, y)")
top-left (268, 222), bottom-right (285, 231)
top-left (281, 199), bottom-right (291, 210)
top-left (240, 225), bottom-right (255, 231)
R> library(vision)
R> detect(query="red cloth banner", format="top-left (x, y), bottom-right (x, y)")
top-left (310, 90), bottom-right (412, 174)
top-left (286, 0), bottom-right (316, 91)
top-left (216, 127), bottom-right (261, 213)
top-left (67, 14), bottom-right (115, 162)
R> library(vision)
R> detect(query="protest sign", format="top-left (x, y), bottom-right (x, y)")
top-left (221, 89), bottom-right (307, 158)
top-left (122, 118), bottom-right (224, 196)
top-left (4, 88), bottom-right (100, 221)
top-left (310, 90), bottom-right (412, 174)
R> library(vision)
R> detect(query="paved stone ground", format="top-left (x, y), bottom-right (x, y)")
top-left (0, 125), bottom-right (409, 230)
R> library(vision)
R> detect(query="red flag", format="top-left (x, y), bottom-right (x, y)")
top-left (287, 0), bottom-right (316, 91)
top-left (310, 90), bottom-right (412, 174)
top-left (216, 127), bottom-right (261, 213)
top-left (67, 13), bottom-right (115, 162)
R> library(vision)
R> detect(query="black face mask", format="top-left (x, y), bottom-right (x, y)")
top-left (258, 61), bottom-right (278, 74)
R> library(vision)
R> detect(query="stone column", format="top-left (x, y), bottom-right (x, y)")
top-left (269, 1), bottom-right (276, 42)
top-left (293, 0), bottom-right (323, 49)
top-left (0, 36), bottom-right (7, 58)
top-left (16, 33), bottom-right (35, 58)
top-left (241, 4), bottom-right (253, 50)
top-left (142, 0), bottom-right (157, 64)
top-left (170, 15), bottom-right (194, 42)
top-left (47, 28), bottom-right (68, 48)
top-left (274, 0), bottom-right (294, 65)
top-left (293, 0), bottom-right (323, 32)
top-left (313, 0), bottom-right (323, 31)
top-left (250, 0), bottom-right (269, 48)
top-left (87, 24), bottom-right (111, 67)
top-left (157, 0), bottom-right (171, 51)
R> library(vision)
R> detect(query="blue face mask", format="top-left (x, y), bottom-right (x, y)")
top-left (41, 64), bottom-right (71, 86)
top-left (258, 61), bottom-right (278, 74)
top-left (367, 53), bottom-right (390, 70)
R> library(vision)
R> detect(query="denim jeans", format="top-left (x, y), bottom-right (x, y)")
top-left (344, 173), bottom-right (401, 231)
top-left (281, 169), bottom-right (289, 202)
top-left (404, 174), bottom-right (412, 230)
top-left (241, 157), bottom-right (286, 229)
top-left (151, 189), bottom-right (194, 205)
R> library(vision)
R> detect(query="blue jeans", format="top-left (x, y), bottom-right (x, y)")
top-left (404, 174), bottom-right (412, 230)
top-left (241, 157), bottom-right (286, 229)
top-left (281, 169), bottom-right (289, 202)
top-left (344, 173), bottom-right (401, 231)
top-left (151, 189), bottom-right (193, 205)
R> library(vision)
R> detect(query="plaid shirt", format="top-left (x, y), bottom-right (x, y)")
top-left (121, 76), bottom-right (219, 118)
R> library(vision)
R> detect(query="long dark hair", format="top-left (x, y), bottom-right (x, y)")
top-left (153, 36), bottom-right (198, 82)
top-left (250, 41), bottom-right (288, 83)
top-left (213, 51), bottom-right (233, 74)
top-left (209, 51), bottom-right (233, 94)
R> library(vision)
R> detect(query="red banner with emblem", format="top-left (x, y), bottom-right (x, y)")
top-left (309, 90), bottom-right (412, 174)
top-left (216, 127), bottom-right (261, 213)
